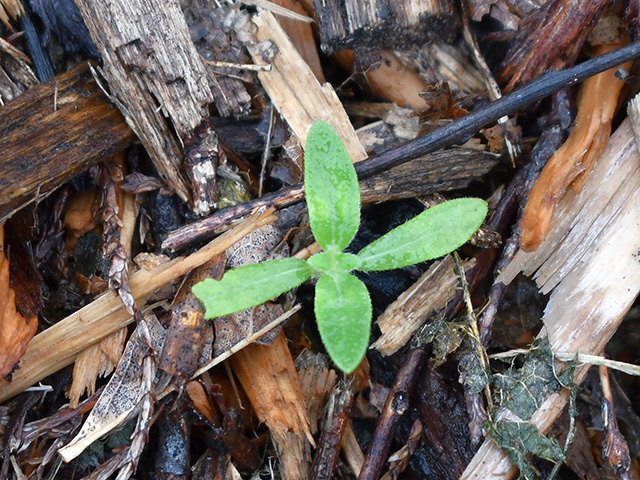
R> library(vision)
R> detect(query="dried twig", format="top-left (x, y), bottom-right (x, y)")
top-left (163, 42), bottom-right (640, 251)
top-left (310, 380), bottom-right (355, 480)
top-left (358, 345), bottom-right (429, 480)
top-left (599, 363), bottom-right (632, 477)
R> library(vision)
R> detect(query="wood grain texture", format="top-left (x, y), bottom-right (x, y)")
top-left (312, 0), bottom-right (457, 53)
top-left (0, 62), bottom-right (133, 224)
top-left (463, 119), bottom-right (640, 479)
top-left (74, 0), bottom-right (215, 203)
top-left (247, 9), bottom-right (367, 162)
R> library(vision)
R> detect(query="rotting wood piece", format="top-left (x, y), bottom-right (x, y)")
top-left (74, 0), bottom-right (215, 205)
top-left (0, 209), bottom-right (277, 403)
top-left (497, 0), bottom-right (610, 93)
top-left (158, 255), bottom-right (225, 381)
top-left (184, 1), bottom-right (253, 117)
top-left (0, 62), bottom-right (133, 225)
top-left (312, 0), bottom-right (458, 54)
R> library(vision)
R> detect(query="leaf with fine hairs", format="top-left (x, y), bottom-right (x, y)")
top-left (305, 120), bottom-right (360, 251)
top-left (357, 198), bottom-right (488, 272)
top-left (192, 258), bottom-right (314, 319)
top-left (314, 273), bottom-right (371, 373)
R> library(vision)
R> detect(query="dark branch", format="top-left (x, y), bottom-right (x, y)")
top-left (162, 41), bottom-right (640, 251)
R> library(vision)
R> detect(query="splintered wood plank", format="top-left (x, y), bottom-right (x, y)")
top-left (230, 332), bottom-right (313, 480)
top-left (462, 117), bottom-right (640, 479)
top-left (0, 209), bottom-right (276, 403)
top-left (247, 10), bottom-right (367, 162)
top-left (0, 63), bottom-right (133, 224)
top-left (74, 0), bottom-right (215, 203)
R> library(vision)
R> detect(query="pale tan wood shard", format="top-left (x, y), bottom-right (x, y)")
top-left (74, 0), bottom-right (215, 203)
top-left (462, 118), bottom-right (640, 479)
top-left (247, 9), bottom-right (367, 162)
top-left (372, 255), bottom-right (474, 356)
top-left (0, 209), bottom-right (276, 403)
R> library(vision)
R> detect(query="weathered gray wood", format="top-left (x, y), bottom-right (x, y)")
top-left (74, 0), bottom-right (215, 205)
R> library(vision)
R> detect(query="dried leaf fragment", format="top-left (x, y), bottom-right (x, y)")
top-left (0, 226), bottom-right (38, 378)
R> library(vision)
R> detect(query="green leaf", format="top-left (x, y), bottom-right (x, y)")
top-left (315, 273), bottom-right (371, 373)
top-left (192, 258), bottom-right (314, 319)
top-left (308, 251), bottom-right (362, 276)
top-left (357, 198), bottom-right (488, 272)
top-left (305, 120), bottom-right (360, 251)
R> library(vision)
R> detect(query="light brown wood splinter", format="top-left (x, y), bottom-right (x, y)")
top-left (520, 39), bottom-right (630, 251)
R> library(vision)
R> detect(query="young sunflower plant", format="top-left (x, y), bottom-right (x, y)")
top-left (193, 120), bottom-right (488, 373)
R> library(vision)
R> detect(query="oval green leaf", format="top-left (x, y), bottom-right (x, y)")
top-left (305, 120), bottom-right (360, 251)
top-left (357, 198), bottom-right (488, 272)
top-left (315, 273), bottom-right (372, 373)
top-left (192, 258), bottom-right (314, 319)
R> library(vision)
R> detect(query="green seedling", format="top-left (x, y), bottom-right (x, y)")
top-left (192, 120), bottom-right (488, 373)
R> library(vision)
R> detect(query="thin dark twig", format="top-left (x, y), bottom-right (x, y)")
top-left (258, 104), bottom-right (275, 198)
top-left (162, 41), bottom-right (640, 251)
top-left (310, 380), bottom-right (355, 480)
top-left (358, 346), bottom-right (430, 480)
top-left (355, 41), bottom-right (640, 178)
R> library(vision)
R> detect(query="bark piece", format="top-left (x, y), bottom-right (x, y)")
top-left (185, 2), bottom-right (252, 117)
top-left (295, 351), bottom-right (338, 435)
top-left (230, 331), bottom-right (313, 480)
top-left (0, 63), bottom-right (133, 225)
top-left (463, 118), bottom-right (640, 479)
top-left (74, 0), bottom-right (215, 204)
top-left (183, 119), bottom-right (222, 216)
top-left (497, 0), bottom-right (610, 92)
top-left (312, 0), bottom-right (457, 54)
top-left (0, 226), bottom-right (38, 378)
top-left (310, 380), bottom-right (354, 480)
top-left (159, 255), bottom-right (225, 380)
top-left (247, 9), bottom-right (367, 162)
top-left (0, 37), bottom-right (38, 103)
top-left (0, 208), bottom-right (277, 403)
top-left (520, 37), bottom-right (631, 251)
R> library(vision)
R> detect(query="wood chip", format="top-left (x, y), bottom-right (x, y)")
top-left (247, 10), bottom-right (367, 162)
top-left (0, 226), bottom-right (38, 378)
top-left (464, 117), bottom-right (640, 479)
